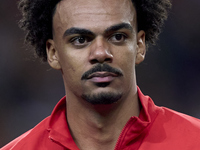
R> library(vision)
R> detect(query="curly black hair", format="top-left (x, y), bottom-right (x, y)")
top-left (18, 0), bottom-right (172, 61)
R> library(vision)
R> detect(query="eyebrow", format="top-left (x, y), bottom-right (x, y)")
top-left (63, 28), bottom-right (95, 38)
top-left (63, 23), bottom-right (133, 38)
top-left (104, 23), bottom-right (133, 34)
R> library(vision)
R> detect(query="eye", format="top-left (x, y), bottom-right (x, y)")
top-left (109, 33), bottom-right (127, 44)
top-left (70, 36), bottom-right (92, 48)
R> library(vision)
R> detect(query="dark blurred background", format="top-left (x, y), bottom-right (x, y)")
top-left (1, 0), bottom-right (200, 147)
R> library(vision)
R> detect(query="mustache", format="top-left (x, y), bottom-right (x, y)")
top-left (81, 64), bottom-right (123, 80)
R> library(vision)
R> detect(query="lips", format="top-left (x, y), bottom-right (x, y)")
top-left (87, 72), bottom-right (118, 83)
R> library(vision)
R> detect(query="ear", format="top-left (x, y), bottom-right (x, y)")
top-left (135, 30), bottom-right (146, 65)
top-left (46, 39), bottom-right (61, 70)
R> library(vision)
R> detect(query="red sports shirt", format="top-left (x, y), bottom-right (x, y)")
top-left (2, 87), bottom-right (200, 150)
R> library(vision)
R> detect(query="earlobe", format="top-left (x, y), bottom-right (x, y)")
top-left (46, 39), bottom-right (61, 70)
top-left (136, 30), bottom-right (146, 65)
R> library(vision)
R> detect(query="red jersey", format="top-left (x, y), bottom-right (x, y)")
top-left (2, 87), bottom-right (200, 150)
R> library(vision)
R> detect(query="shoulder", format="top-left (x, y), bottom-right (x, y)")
top-left (140, 106), bottom-right (200, 149)
top-left (150, 106), bottom-right (200, 146)
top-left (1, 116), bottom-right (50, 150)
top-left (158, 106), bottom-right (200, 129)
top-left (152, 105), bottom-right (200, 135)
top-left (0, 130), bottom-right (32, 150)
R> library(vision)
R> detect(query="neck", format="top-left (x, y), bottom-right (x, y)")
top-left (66, 89), bottom-right (140, 150)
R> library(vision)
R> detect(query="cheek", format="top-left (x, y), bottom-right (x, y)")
top-left (115, 44), bottom-right (136, 66)
top-left (114, 44), bottom-right (137, 78)
top-left (59, 49), bottom-right (88, 84)
top-left (62, 58), bottom-right (79, 78)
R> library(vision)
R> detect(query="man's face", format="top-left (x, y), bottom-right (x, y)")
top-left (47, 0), bottom-right (145, 104)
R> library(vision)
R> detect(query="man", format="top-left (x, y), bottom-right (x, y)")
top-left (1, 0), bottom-right (200, 149)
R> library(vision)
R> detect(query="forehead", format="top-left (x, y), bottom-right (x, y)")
top-left (53, 0), bottom-right (136, 34)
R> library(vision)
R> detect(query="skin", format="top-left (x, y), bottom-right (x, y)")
top-left (46, 0), bottom-right (146, 149)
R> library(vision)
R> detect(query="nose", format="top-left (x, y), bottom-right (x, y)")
top-left (89, 37), bottom-right (113, 64)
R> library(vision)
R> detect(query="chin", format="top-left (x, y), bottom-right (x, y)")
top-left (81, 91), bottom-right (123, 105)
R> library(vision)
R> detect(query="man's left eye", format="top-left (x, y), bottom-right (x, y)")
top-left (109, 33), bottom-right (127, 43)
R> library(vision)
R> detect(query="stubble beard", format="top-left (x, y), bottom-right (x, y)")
top-left (81, 91), bottom-right (123, 105)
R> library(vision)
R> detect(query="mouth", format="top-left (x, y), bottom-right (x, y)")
top-left (87, 72), bottom-right (119, 83)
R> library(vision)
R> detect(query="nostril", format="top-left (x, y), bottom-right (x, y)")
top-left (104, 58), bottom-right (112, 63)
top-left (90, 58), bottom-right (112, 64)
top-left (90, 59), bottom-right (99, 64)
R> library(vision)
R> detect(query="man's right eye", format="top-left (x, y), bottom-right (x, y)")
top-left (70, 36), bottom-right (92, 48)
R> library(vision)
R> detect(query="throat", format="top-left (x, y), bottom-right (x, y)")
top-left (70, 113), bottom-right (121, 150)
top-left (66, 86), bottom-right (140, 150)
